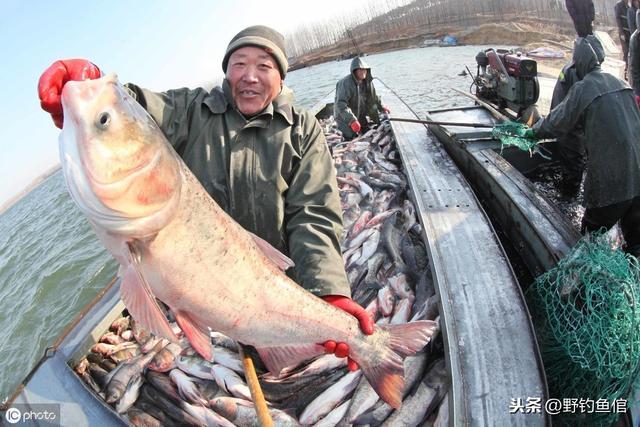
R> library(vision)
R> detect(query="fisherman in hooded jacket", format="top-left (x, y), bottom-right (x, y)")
top-left (334, 57), bottom-right (389, 140)
top-left (38, 25), bottom-right (375, 370)
top-left (526, 35), bottom-right (640, 257)
top-left (545, 37), bottom-right (601, 196)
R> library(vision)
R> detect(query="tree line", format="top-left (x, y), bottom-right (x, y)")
top-left (285, 0), bottom-right (622, 60)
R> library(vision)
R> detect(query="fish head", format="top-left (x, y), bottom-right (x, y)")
top-left (59, 74), bottom-right (181, 238)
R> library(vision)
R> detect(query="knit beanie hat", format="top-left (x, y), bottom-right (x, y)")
top-left (222, 25), bottom-right (288, 78)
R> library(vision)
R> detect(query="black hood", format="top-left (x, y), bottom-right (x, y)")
top-left (350, 56), bottom-right (371, 73)
top-left (350, 56), bottom-right (374, 83)
top-left (571, 35), bottom-right (605, 80)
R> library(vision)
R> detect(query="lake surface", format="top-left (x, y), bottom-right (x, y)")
top-left (0, 45), bottom-right (518, 402)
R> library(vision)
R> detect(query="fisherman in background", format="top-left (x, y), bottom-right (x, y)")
top-left (630, 0), bottom-right (640, 35)
top-left (525, 36), bottom-right (640, 258)
top-left (615, 0), bottom-right (631, 78)
top-left (630, 3), bottom-right (640, 103)
top-left (37, 25), bottom-right (374, 369)
top-left (334, 57), bottom-right (389, 140)
top-left (565, 0), bottom-right (595, 37)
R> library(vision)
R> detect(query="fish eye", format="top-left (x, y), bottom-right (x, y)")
top-left (96, 112), bottom-right (111, 129)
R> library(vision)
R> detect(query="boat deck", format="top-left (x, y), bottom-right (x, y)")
top-left (374, 80), bottom-right (547, 425)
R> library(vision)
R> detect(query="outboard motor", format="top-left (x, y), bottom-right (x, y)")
top-left (474, 48), bottom-right (540, 120)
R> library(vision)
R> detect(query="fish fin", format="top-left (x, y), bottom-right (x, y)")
top-left (382, 320), bottom-right (438, 357)
top-left (175, 311), bottom-right (213, 362)
top-left (256, 344), bottom-right (325, 376)
top-left (119, 262), bottom-right (178, 342)
top-left (249, 232), bottom-right (295, 271)
top-left (357, 320), bottom-right (438, 409)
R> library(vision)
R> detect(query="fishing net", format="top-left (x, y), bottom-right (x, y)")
top-left (491, 121), bottom-right (541, 155)
top-left (526, 232), bottom-right (640, 426)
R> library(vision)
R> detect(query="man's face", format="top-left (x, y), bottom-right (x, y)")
top-left (226, 46), bottom-right (282, 116)
top-left (354, 68), bottom-right (367, 81)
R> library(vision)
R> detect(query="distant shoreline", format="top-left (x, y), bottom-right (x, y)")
top-left (0, 164), bottom-right (61, 215)
top-left (289, 17), bottom-right (617, 71)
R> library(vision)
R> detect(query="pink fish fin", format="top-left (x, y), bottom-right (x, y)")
top-left (249, 232), bottom-right (295, 271)
top-left (357, 320), bottom-right (438, 409)
top-left (119, 263), bottom-right (178, 343)
top-left (174, 311), bottom-right (213, 362)
top-left (385, 320), bottom-right (438, 356)
top-left (256, 344), bottom-right (325, 376)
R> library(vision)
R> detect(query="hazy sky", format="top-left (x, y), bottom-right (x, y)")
top-left (0, 0), bottom-right (374, 205)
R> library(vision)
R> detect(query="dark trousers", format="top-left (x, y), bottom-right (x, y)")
top-left (572, 20), bottom-right (593, 37)
top-left (556, 134), bottom-right (586, 196)
top-left (581, 196), bottom-right (640, 256)
top-left (622, 34), bottom-right (631, 78)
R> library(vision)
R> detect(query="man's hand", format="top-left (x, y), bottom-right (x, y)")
top-left (38, 59), bottom-right (102, 128)
top-left (321, 295), bottom-right (374, 371)
top-left (350, 119), bottom-right (361, 134)
top-left (381, 106), bottom-right (390, 114)
top-left (523, 128), bottom-right (536, 139)
top-left (635, 95), bottom-right (640, 108)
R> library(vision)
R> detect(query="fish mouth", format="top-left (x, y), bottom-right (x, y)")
top-left (87, 148), bottom-right (163, 202)
top-left (63, 74), bottom-right (119, 127)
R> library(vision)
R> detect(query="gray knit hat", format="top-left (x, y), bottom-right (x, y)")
top-left (222, 25), bottom-right (288, 78)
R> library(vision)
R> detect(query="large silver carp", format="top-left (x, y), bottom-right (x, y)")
top-left (59, 74), bottom-right (436, 408)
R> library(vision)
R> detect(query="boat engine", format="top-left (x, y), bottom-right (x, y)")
top-left (474, 48), bottom-right (540, 121)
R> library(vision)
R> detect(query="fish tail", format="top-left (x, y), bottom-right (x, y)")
top-left (358, 320), bottom-right (437, 408)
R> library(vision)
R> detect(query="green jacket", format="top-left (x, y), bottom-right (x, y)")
top-left (126, 80), bottom-right (350, 297)
top-left (334, 57), bottom-right (383, 129)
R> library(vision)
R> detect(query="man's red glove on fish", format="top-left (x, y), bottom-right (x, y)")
top-left (38, 59), bottom-right (102, 128)
top-left (350, 119), bottom-right (361, 134)
top-left (382, 106), bottom-right (390, 114)
top-left (321, 295), bottom-right (374, 371)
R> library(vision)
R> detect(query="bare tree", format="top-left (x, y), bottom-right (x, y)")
top-left (285, 0), bottom-right (620, 61)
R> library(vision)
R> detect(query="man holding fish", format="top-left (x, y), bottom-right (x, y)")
top-left (36, 26), bottom-right (435, 407)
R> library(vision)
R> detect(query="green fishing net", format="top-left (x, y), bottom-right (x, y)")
top-left (526, 232), bottom-right (640, 426)
top-left (492, 121), bottom-right (539, 154)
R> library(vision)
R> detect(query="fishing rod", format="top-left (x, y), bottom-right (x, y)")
top-left (388, 117), bottom-right (495, 128)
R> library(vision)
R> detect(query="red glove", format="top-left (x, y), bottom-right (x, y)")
top-left (636, 95), bottom-right (640, 108)
top-left (350, 119), bottom-right (361, 134)
top-left (38, 59), bottom-right (102, 128)
top-left (381, 106), bottom-right (390, 114)
top-left (321, 295), bottom-right (374, 371)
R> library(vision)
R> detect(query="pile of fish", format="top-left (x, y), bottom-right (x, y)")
top-left (73, 116), bottom-right (450, 427)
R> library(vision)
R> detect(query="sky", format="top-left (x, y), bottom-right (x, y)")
top-left (0, 0), bottom-right (374, 205)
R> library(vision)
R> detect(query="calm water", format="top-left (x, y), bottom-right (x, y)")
top-left (0, 45), bottom-right (511, 402)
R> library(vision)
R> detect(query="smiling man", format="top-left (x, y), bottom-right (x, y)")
top-left (38, 25), bottom-right (374, 369)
